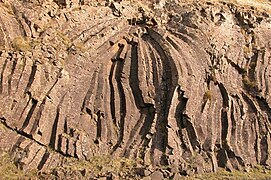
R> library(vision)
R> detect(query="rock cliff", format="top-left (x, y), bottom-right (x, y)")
top-left (0, 0), bottom-right (271, 178)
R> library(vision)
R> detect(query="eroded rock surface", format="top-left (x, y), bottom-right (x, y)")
top-left (0, 0), bottom-right (271, 178)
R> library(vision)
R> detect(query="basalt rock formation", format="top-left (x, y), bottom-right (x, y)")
top-left (0, 0), bottom-right (271, 178)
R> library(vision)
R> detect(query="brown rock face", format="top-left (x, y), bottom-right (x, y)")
top-left (0, 0), bottom-right (271, 177)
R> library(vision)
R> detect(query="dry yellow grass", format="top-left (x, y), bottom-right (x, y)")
top-left (183, 167), bottom-right (271, 180)
top-left (11, 36), bottom-right (31, 52)
top-left (0, 152), bottom-right (38, 179)
top-left (203, 89), bottom-right (212, 101)
top-left (0, 151), bottom-right (138, 179)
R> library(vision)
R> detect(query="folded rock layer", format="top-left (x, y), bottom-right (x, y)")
top-left (0, 0), bottom-right (271, 177)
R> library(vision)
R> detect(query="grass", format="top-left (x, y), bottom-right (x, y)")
top-left (56, 31), bottom-right (72, 48)
top-left (56, 31), bottom-right (87, 52)
top-left (56, 155), bottom-right (138, 178)
top-left (0, 150), bottom-right (139, 179)
top-left (242, 76), bottom-right (257, 89)
top-left (0, 122), bottom-right (8, 130)
top-left (185, 167), bottom-right (271, 180)
top-left (73, 42), bottom-right (88, 52)
top-left (1, 150), bottom-right (271, 179)
top-left (0, 151), bottom-right (38, 179)
top-left (243, 45), bottom-right (252, 56)
top-left (12, 36), bottom-right (31, 52)
top-left (203, 89), bottom-right (212, 101)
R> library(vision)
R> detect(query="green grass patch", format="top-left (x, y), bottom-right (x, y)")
top-left (55, 155), bottom-right (138, 178)
top-left (0, 151), bottom-right (38, 179)
top-left (187, 168), bottom-right (271, 180)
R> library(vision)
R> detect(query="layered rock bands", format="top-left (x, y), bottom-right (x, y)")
top-left (0, 0), bottom-right (271, 176)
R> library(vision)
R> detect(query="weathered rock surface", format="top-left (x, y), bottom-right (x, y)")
top-left (0, 0), bottom-right (271, 178)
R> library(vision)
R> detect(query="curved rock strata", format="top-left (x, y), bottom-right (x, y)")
top-left (0, 0), bottom-right (271, 177)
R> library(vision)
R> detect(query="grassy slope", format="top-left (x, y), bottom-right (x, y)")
top-left (189, 167), bottom-right (271, 180)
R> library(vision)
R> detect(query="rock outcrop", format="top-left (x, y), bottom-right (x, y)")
top-left (0, 0), bottom-right (271, 178)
